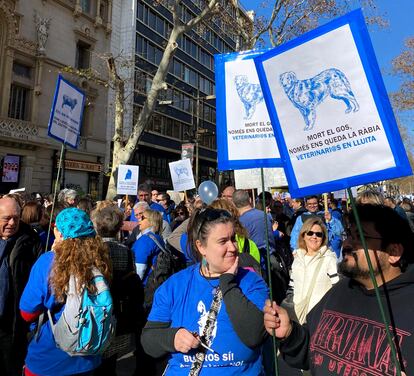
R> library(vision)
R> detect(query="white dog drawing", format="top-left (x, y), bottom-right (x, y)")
top-left (197, 301), bottom-right (218, 339)
top-left (279, 68), bottom-right (359, 130)
top-left (234, 75), bottom-right (264, 120)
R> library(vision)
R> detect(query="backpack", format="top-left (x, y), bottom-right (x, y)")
top-left (47, 268), bottom-right (116, 356)
top-left (144, 233), bottom-right (186, 312)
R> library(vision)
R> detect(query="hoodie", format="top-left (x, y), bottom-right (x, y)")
top-left (280, 264), bottom-right (414, 375)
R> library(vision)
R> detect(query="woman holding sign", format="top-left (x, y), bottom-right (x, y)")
top-left (141, 208), bottom-right (268, 375)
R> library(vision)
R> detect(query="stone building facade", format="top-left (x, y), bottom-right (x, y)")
top-left (0, 0), bottom-right (112, 197)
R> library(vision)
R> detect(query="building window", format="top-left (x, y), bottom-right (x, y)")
top-left (100, 1), bottom-right (108, 23)
top-left (76, 41), bottom-right (91, 69)
top-left (8, 84), bottom-right (30, 120)
top-left (13, 62), bottom-right (31, 79)
top-left (81, 0), bottom-right (91, 14)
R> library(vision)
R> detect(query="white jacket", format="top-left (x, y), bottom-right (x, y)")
top-left (290, 245), bottom-right (339, 314)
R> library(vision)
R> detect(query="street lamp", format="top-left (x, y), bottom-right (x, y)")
top-left (194, 94), bottom-right (215, 188)
top-left (159, 93), bottom-right (216, 188)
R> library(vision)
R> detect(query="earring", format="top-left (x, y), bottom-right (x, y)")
top-left (201, 257), bottom-right (208, 268)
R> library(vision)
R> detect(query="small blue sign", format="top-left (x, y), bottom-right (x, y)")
top-left (47, 75), bottom-right (85, 149)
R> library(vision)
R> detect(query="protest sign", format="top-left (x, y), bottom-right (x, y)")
top-left (215, 49), bottom-right (282, 171)
top-left (117, 165), bottom-right (139, 195)
top-left (332, 187), bottom-right (358, 199)
top-left (169, 159), bottom-right (195, 191)
top-left (48, 75), bottom-right (85, 148)
top-left (234, 168), bottom-right (287, 190)
top-left (2, 155), bottom-right (20, 183)
top-left (181, 143), bottom-right (195, 165)
top-left (254, 9), bottom-right (412, 198)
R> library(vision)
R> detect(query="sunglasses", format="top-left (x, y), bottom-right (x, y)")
top-left (176, 211), bottom-right (185, 216)
top-left (306, 230), bottom-right (323, 238)
top-left (196, 208), bottom-right (232, 237)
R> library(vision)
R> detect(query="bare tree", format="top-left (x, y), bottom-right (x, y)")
top-left (392, 37), bottom-right (414, 112)
top-left (105, 0), bottom-right (224, 199)
top-left (388, 38), bottom-right (414, 192)
top-left (233, 0), bottom-right (385, 49)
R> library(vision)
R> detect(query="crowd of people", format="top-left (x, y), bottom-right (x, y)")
top-left (0, 183), bottom-right (413, 375)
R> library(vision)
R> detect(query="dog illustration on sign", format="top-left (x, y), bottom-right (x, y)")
top-left (174, 166), bottom-right (189, 179)
top-left (279, 68), bottom-right (359, 131)
top-left (62, 95), bottom-right (78, 112)
top-left (234, 75), bottom-right (264, 120)
top-left (124, 169), bottom-right (132, 180)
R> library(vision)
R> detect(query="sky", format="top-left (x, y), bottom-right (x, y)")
top-left (240, 0), bottom-right (414, 135)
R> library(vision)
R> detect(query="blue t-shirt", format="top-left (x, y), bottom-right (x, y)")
top-left (239, 208), bottom-right (275, 253)
top-left (132, 231), bottom-right (164, 285)
top-left (19, 252), bottom-right (101, 375)
top-left (148, 264), bottom-right (268, 375)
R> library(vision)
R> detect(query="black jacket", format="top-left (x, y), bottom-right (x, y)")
top-left (0, 222), bottom-right (43, 343)
top-left (280, 265), bottom-right (414, 375)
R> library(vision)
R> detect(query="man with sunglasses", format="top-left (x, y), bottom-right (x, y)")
top-left (264, 204), bottom-right (414, 375)
top-left (290, 195), bottom-right (343, 258)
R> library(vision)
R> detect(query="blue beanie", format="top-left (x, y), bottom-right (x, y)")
top-left (55, 207), bottom-right (96, 240)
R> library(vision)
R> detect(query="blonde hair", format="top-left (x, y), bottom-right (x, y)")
top-left (144, 209), bottom-right (163, 233)
top-left (49, 237), bottom-right (112, 302)
top-left (356, 190), bottom-right (384, 206)
top-left (298, 217), bottom-right (328, 251)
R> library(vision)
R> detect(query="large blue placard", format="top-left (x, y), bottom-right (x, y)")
top-left (215, 49), bottom-right (282, 171)
top-left (47, 75), bottom-right (85, 149)
top-left (254, 9), bottom-right (411, 198)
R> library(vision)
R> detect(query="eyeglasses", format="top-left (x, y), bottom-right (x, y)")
top-left (196, 208), bottom-right (232, 237)
top-left (306, 230), bottom-right (323, 238)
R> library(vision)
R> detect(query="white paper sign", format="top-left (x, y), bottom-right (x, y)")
top-left (234, 168), bottom-right (288, 190)
top-left (254, 10), bottom-right (411, 197)
top-left (215, 50), bottom-right (282, 171)
top-left (225, 59), bottom-right (280, 162)
top-left (117, 165), bottom-right (139, 195)
top-left (48, 75), bottom-right (85, 148)
top-left (169, 159), bottom-right (195, 191)
top-left (263, 24), bottom-right (396, 189)
top-left (332, 187), bottom-right (358, 199)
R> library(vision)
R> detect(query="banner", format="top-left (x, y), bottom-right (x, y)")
top-left (117, 165), bottom-right (139, 195)
top-left (2, 155), bottom-right (20, 183)
top-left (234, 168), bottom-right (287, 190)
top-left (215, 49), bottom-right (282, 171)
top-left (48, 75), bottom-right (86, 148)
top-left (254, 9), bottom-right (412, 198)
top-left (181, 143), bottom-right (195, 165)
top-left (169, 159), bottom-right (195, 191)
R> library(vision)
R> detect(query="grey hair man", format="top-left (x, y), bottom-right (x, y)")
top-left (0, 197), bottom-right (42, 375)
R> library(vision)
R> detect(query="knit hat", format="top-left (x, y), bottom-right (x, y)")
top-left (55, 207), bottom-right (96, 240)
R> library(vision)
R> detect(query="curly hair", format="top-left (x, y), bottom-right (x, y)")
top-left (49, 236), bottom-right (112, 302)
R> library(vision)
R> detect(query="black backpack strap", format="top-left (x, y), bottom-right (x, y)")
top-left (242, 238), bottom-right (250, 254)
top-left (147, 233), bottom-right (168, 254)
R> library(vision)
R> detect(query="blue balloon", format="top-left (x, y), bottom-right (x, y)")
top-left (198, 180), bottom-right (218, 205)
